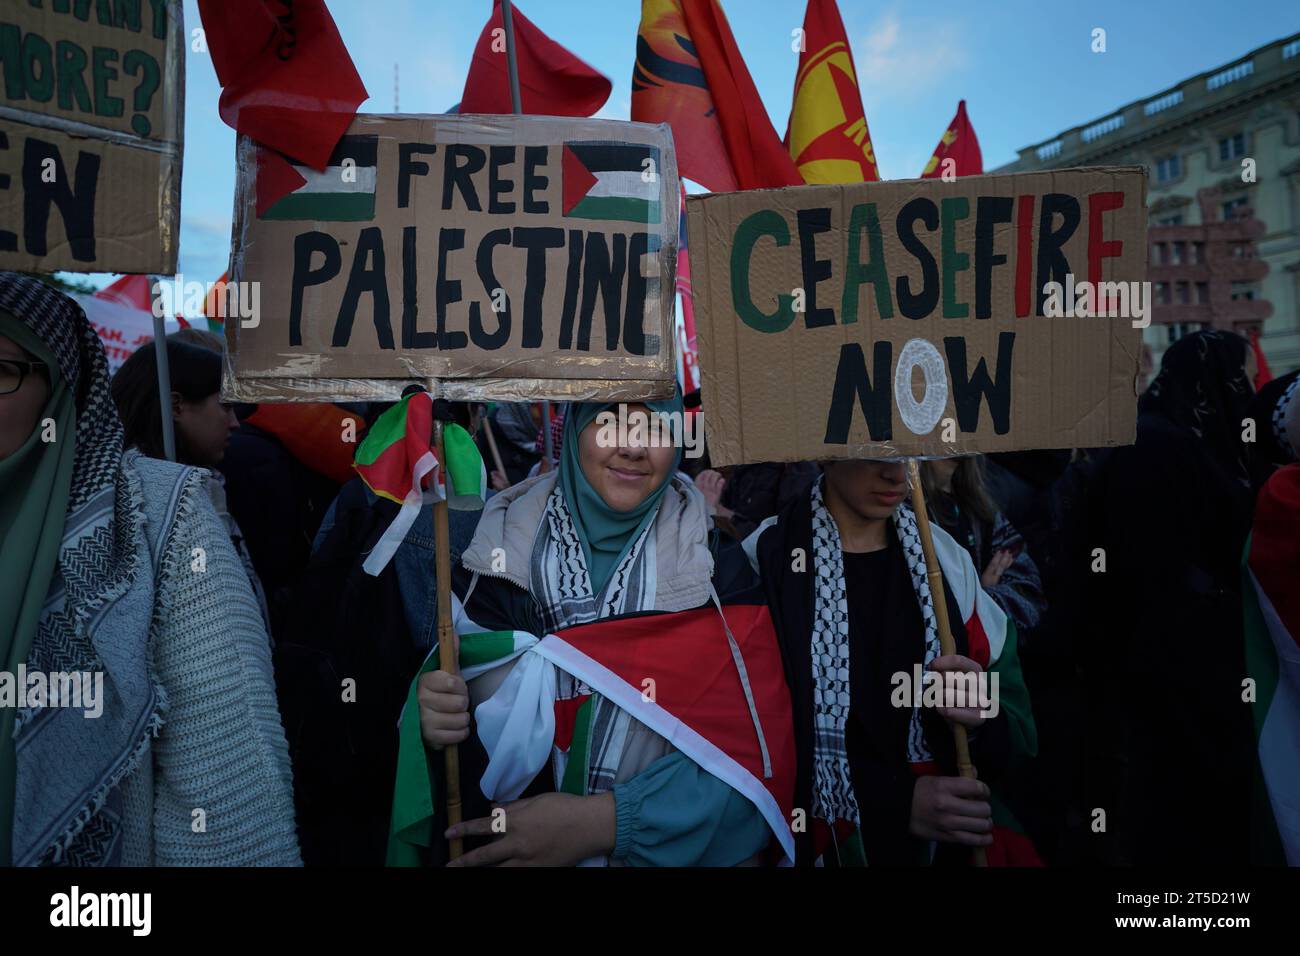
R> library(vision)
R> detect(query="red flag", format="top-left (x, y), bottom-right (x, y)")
top-left (198, 0), bottom-right (367, 172)
top-left (460, 0), bottom-right (610, 116)
top-left (631, 0), bottom-right (737, 192)
top-left (1249, 328), bottom-right (1274, 387)
top-left (95, 274), bottom-right (154, 312)
top-left (786, 0), bottom-right (879, 183)
top-left (679, 0), bottom-right (802, 189)
top-left (921, 100), bottom-right (982, 179)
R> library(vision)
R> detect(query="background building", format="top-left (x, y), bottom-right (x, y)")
top-left (997, 33), bottom-right (1300, 375)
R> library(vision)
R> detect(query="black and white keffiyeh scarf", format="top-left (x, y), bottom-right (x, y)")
top-left (531, 489), bottom-right (658, 795)
top-left (808, 480), bottom-right (942, 825)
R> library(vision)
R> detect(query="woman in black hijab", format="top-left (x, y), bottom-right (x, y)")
top-left (1082, 330), bottom-right (1257, 865)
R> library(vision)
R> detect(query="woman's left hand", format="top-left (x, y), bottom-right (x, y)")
top-left (445, 792), bottom-right (616, 867)
top-left (928, 654), bottom-right (990, 731)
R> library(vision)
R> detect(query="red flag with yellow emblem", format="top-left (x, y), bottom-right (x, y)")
top-left (785, 0), bottom-right (879, 183)
top-left (921, 100), bottom-right (983, 178)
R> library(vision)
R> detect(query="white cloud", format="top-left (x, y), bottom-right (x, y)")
top-left (854, 11), bottom-right (968, 99)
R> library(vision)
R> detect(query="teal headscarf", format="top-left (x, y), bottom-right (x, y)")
top-left (557, 391), bottom-right (684, 596)
top-left (0, 313), bottom-right (76, 866)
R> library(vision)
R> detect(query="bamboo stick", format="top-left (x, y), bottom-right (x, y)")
top-left (906, 458), bottom-right (988, 868)
top-left (433, 417), bottom-right (464, 860)
top-left (481, 414), bottom-right (507, 487)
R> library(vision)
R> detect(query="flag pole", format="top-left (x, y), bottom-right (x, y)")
top-left (500, 0), bottom-right (554, 469)
top-left (430, 395), bottom-right (464, 860)
top-left (151, 307), bottom-right (176, 461)
top-left (481, 414), bottom-right (508, 486)
top-left (906, 458), bottom-right (988, 868)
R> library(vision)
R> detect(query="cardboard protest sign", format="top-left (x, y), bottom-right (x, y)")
top-left (0, 0), bottom-right (184, 273)
top-left (223, 114), bottom-right (680, 404)
top-left (686, 167), bottom-right (1147, 464)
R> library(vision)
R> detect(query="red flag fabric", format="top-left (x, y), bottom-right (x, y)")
top-left (631, 0), bottom-right (737, 192)
top-left (95, 274), bottom-right (154, 312)
top-left (679, 0), bottom-right (803, 189)
top-left (198, 0), bottom-right (368, 172)
top-left (1249, 328), bottom-right (1274, 387)
top-left (921, 99), bottom-right (982, 178)
top-left (460, 0), bottom-right (611, 116)
top-left (786, 0), bottom-right (879, 183)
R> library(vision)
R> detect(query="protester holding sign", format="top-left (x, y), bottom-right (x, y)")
top-left (0, 274), bottom-right (299, 866)
top-left (398, 394), bottom-right (795, 866)
top-left (748, 461), bottom-right (1038, 866)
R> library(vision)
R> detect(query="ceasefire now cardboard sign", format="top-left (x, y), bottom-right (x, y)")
top-left (224, 114), bottom-right (680, 404)
top-left (0, 0), bottom-right (184, 273)
top-left (686, 167), bottom-right (1148, 464)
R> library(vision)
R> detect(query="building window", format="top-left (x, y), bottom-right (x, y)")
top-left (1176, 282), bottom-right (1191, 304)
top-left (1156, 214), bottom-right (1184, 226)
top-left (1223, 196), bottom-right (1249, 219)
top-left (1167, 322), bottom-right (1204, 344)
top-left (1231, 281), bottom-right (1256, 301)
top-left (1192, 241), bottom-right (1205, 263)
top-left (1155, 155), bottom-right (1182, 183)
top-left (1219, 132), bottom-right (1247, 161)
top-left (1196, 282), bottom-right (1209, 303)
top-left (1155, 282), bottom-right (1170, 305)
top-left (1173, 241), bottom-right (1187, 264)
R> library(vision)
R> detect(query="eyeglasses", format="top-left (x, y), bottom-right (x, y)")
top-left (0, 359), bottom-right (49, 395)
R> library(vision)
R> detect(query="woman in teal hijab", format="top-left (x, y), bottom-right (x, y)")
top-left (412, 388), bottom-right (778, 868)
top-left (557, 394), bottom-right (684, 596)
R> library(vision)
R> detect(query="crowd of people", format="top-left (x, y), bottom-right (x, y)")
top-left (1, 272), bottom-right (1296, 867)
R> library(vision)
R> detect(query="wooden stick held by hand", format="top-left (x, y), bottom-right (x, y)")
top-left (906, 459), bottom-right (988, 868)
top-left (433, 417), bottom-right (464, 860)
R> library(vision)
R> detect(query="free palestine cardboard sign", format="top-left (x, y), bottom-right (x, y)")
top-left (224, 114), bottom-right (680, 404)
top-left (686, 167), bottom-right (1148, 464)
top-left (0, 0), bottom-right (183, 273)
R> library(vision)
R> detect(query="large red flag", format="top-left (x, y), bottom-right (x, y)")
top-left (631, 0), bottom-right (737, 192)
top-left (679, 0), bottom-right (802, 189)
top-left (920, 99), bottom-right (983, 178)
top-left (460, 0), bottom-right (611, 116)
top-left (198, 0), bottom-right (367, 171)
top-left (786, 0), bottom-right (879, 183)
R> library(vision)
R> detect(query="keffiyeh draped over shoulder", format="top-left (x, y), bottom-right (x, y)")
top-left (0, 274), bottom-right (161, 866)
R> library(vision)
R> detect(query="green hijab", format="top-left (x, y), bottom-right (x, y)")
top-left (557, 392), bottom-right (684, 596)
top-left (0, 313), bottom-right (77, 866)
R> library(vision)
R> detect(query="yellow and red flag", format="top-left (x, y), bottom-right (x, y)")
top-left (921, 100), bottom-right (983, 178)
top-left (786, 0), bottom-right (879, 183)
top-left (632, 0), bottom-right (738, 192)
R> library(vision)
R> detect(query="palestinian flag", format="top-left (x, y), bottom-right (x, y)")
top-left (562, 142), bottom-right (661, 223)
top-left (1242, 463), bottom-right (1300, 865)
top-left (353, 391), bottom-right (486, 576)
top-left (260, 134), bottom-right (379, 222)
top-left (387, 600), bottom-right (796, 866)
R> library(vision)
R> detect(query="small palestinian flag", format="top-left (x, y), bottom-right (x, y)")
top-left (562, 141), bottom-right (661, 223)
top-left (261, 134), bottom-right (379, 221)
top-left (353, 391), bottom-right (486, 576)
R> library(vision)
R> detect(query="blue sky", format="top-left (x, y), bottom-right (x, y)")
top-left (95, 0), bottom-right (1300, 293)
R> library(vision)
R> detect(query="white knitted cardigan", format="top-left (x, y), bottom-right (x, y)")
top-left (113, 456), bottom-right (301, 866)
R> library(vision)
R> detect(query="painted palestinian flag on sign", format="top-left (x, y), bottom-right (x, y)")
top-left (260, 134), bottom-right (379, 221)
top-left (353, 391), bottom-right (486, 575)
top-left (562, 142), bottom-right (661, 223)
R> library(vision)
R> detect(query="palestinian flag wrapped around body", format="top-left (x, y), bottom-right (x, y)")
top-left (1242, 463), bottom-right (1300, 865)
top-left (353, 391), bottom-right (486, 576)
top-left (387, 598), bottom-right (797, 866)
